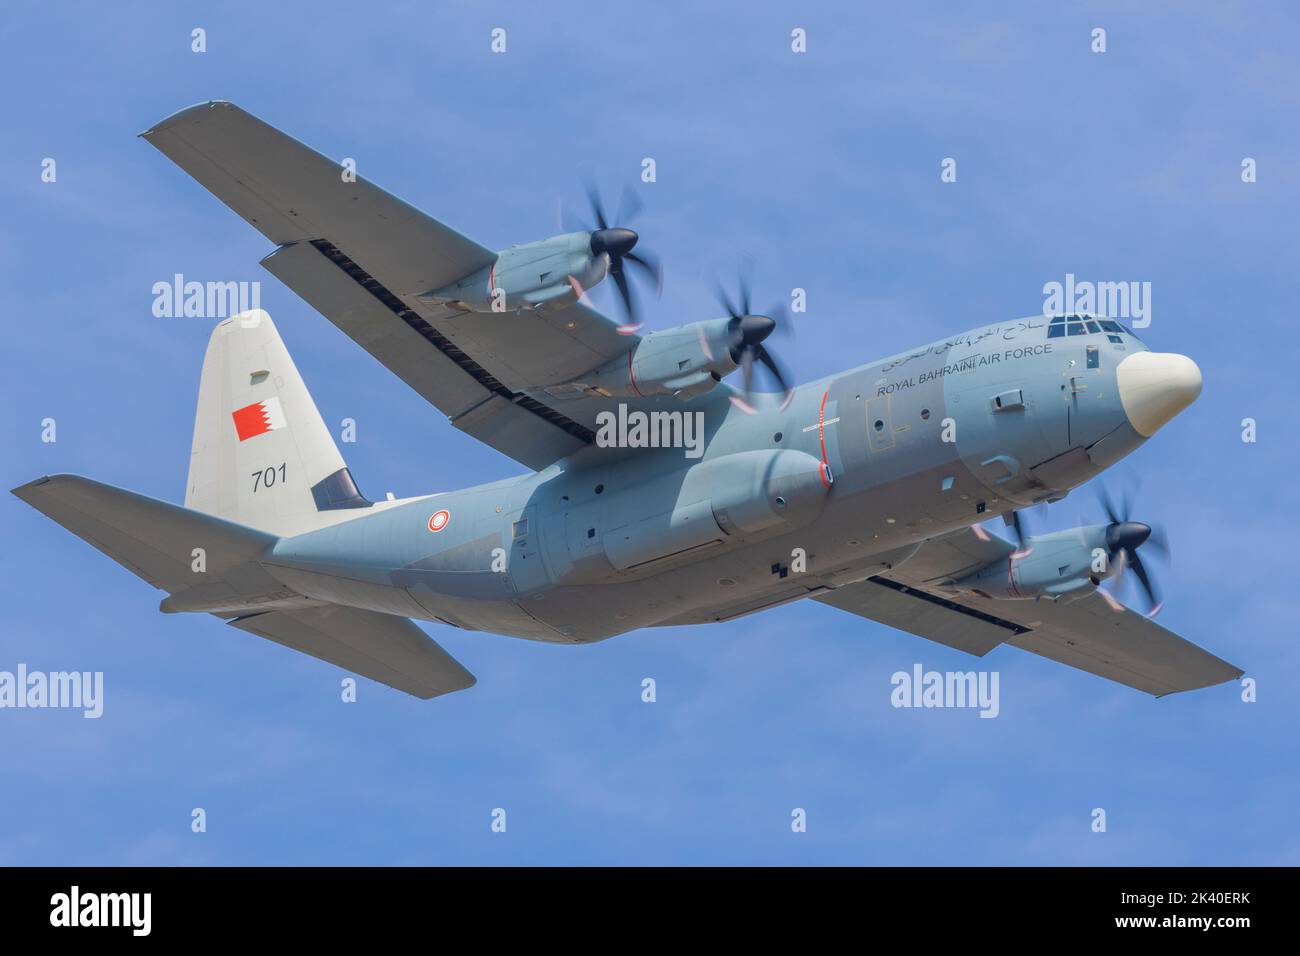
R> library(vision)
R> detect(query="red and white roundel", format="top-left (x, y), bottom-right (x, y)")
top-left (427, 510), bottom-right (451, 533)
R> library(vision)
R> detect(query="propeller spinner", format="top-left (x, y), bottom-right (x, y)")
top-left (571, 181), bottom-right (662, 332)
top-left (1098, 485), bottom-right (1170, 617)
top-left (715, 268), bottom-right (795, 412)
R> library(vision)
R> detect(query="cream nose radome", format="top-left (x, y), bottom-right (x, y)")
top-left (1116, 352), bottom-right (1203, 437)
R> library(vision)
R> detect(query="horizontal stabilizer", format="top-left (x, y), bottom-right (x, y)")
top-left (227, 605), bottom-right (475, 699)
top-left (12, 474), bottom-right (275, 593)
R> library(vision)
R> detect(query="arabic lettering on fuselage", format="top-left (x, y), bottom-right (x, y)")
top-left (875, 344), bottom-right (1057, 396)
top-left (877, 318), bottom-right (1049, 375)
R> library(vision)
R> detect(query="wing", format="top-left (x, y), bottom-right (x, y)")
top-left (227, 605), bottom-right (475, 700)
top-left (141, 101), bottom-right (636, 470)
top-left (816, 527), bottom-right (1243, 696)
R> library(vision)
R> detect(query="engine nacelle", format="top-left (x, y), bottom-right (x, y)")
top-left (951, 525), bottom-right (1111, 601)
top-left (578, 319), bottom-right (737, 400)
top-left (420, 232), bottom-right (605, 313)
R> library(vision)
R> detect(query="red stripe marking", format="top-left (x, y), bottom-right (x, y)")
top-left (818, 389), bottom-right (829, 466)
top-left (628, 351), bottom-right (643, 397)
top-left (1008, 554), bottom-right (1021, 597)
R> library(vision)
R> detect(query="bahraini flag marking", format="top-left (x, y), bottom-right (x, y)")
top-left (232, 396), bottom-right (287, 441)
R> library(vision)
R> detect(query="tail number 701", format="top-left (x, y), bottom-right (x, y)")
top-left (252, 463), bottom-right (287, 492)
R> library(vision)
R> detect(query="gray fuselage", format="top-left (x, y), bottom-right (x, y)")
top-left (265, 315), bottom-right (1158, 643)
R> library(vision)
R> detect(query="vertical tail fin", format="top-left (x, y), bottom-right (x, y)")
top-left (188, 309), bottom-right (369, 535)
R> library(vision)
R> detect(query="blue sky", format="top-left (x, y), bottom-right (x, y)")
top-left (2, 0), bottom-right (1297, 865)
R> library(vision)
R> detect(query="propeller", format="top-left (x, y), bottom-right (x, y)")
top-left (715, 265), bottom-right (795, 411)
top-left (1097, 484), bottom-right (1170, 617)
top-left (569, 181), bottom-right (662, 331)
top-left (1003, 507), bottom-right (1032, 554)
top-left (1002, 500), bottom-right (1058, 554)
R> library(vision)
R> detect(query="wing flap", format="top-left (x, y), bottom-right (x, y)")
top-left (227, 604), bottom-right (475, 700)
top-left (815, 576), bottom-right (1025, 657)
top-left (261, 240), bottom-right (490, 420)
top-left (261, 240), bottom-right (588, 469)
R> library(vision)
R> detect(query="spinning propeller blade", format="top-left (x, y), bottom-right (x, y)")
top-left (566, 179), bottom-right (663, 332)
top-left (715, 264), bottom-right (795, 411)
top-left (1096, 482), bottom-right (1170, 617)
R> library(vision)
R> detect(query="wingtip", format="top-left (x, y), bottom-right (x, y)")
top-left (1153, 665), bottom-right (1246, 698)
top-left (11, 474), bottom-right (59, 499)
top-left (413, 674), bottom-right (477, 700)
top-left (139, 99), bottom-right (238, 139)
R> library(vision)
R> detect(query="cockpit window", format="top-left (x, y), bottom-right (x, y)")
top-left (1046, 314), bottom-right (1141, 342)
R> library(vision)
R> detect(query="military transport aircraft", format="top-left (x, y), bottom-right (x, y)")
top-left (13, 101), bottom-right (1242, 700)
